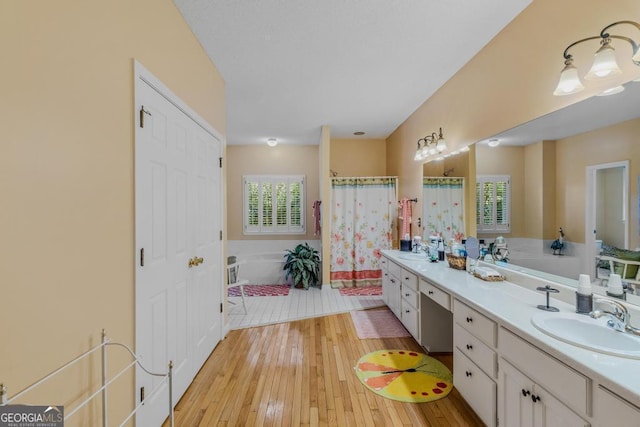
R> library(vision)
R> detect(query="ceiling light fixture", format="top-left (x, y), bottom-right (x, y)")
top-left (414, 127), bottom-right (448, 162)
top-left (554, 20), bottom-right (640, 96)
top-left (353, 131), bottom-right (365, 136)
top-left (267, 138), bottom-right (278, 147)
top-left (488, 138), bottom-right (500, 147)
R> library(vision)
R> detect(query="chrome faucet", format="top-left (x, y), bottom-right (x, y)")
top-left (590, 296), bottom-right (640, 336)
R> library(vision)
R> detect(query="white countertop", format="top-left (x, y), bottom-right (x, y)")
top-left (382, 250), bottom-right (640, 402)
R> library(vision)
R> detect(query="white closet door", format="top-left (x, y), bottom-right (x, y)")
top-left (135, 69), bottom-right (222, 427)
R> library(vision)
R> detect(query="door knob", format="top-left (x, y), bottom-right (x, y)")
top-left (195, 257), bottom-right (204, 265)
top-left (188, 257), bottom-right (197, 268)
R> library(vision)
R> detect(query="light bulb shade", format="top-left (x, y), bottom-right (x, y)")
top-left (487, 139), bottom-right (500, 147)
top-left (584, 39), bottom-right (622, 80)
top-left (436, 138), bottom-right (447, 152)
top-left (414, 150), bottom-right (423, 161)
top-left (553, 61), bottom-right (584, 96)
top-left (596, 85), bottom-right (625, 96)
top-left (267, 138), bottom-right (278, 147)
top-left (428, 146), bottom-right (437, 156)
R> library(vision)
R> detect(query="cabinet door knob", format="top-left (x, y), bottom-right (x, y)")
top-left (466, 344), bottom-right (473, 350)
top-left (466, 316), bottom-right (473, 323)
top-left (465, 371), bottom-right (472, 377)
top-left (428, 290), bottom-right (434, 295)
top-left (521, 389), bottom-right (530, 397)
top-left (405, 310), bottom-right (411, 313)
top-left (531, 394), bottom-right (541, 403)
top-left (405, 293), bottom-right (410, 297)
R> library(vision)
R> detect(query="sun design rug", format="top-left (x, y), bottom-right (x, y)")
top-left (227, 284), bottom-right (290, 297)
top-left (354, 349), bottom-right (453, 403)
top-left (350, 309), bottom-right (411, 339)
top-left (339, 287), bottom-right (382, 296)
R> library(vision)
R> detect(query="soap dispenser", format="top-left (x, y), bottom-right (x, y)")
top-left (575, 274), bottom-right (593, 314)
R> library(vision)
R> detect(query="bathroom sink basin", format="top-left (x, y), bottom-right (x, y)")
top-left (398, 253), bottom-right (428, 261)
top-left (531, 312), bottom-right (640, 359)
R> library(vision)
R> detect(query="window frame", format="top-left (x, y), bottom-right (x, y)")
top-left (476, 175), bottom-right (511, 233)
top-left (243, 174), bottom-right (306, 235)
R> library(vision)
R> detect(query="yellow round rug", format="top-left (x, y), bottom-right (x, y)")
top-left (354, 349), bottom-right (453, 403)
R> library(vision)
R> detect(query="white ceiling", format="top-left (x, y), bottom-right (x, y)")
top-left (174, 0), bottom-right (532, 145)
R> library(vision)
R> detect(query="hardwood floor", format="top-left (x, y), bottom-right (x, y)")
top-left (167, 310), bottom-right (484, 426)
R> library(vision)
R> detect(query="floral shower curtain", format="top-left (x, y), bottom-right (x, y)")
top-left (423, 177), bottom-right (465, 243)
top-left (330, 177), bottom-right (397, 288)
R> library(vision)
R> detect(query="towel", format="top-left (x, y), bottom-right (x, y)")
top-left (398, 198), bottom-right (412, 237)
top-left (313, 200), bottom-right (322, 236)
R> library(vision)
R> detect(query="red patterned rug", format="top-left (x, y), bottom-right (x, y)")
top-left (339, 287), bottom-right (383, 296)
top-left (228, 284), bottom-right (290, 297)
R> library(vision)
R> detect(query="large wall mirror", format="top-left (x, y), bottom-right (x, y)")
top-left (424, 80), bottom-right (640, 304)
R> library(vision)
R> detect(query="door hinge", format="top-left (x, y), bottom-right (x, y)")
top-left (219, 157), bottom-right (223, 168)
top-left (220, 230), bottom-right (223, 240)
top-left (140, 386), bottom-right (145, 402)
top-left (220, 303), bottom-right (223, 313)
top-left (140, 248), bottom-right (144, 267)
top-left (139, 105), bottom-right (152, 128)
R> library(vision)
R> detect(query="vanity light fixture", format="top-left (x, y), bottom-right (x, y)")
top-left (414, 127), bottom-right (448, 162)
top-left (267, 138), bottom-right (278, 147)
top-left (596, 85), bottom-right (625, 96)
top-left (554, 20), bottom-right (640, 96)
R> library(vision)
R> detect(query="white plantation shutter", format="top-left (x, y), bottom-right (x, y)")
top-left (476, 175), bottom-right (510, 232)
top-left (244, 175), bottom-right (305, 234)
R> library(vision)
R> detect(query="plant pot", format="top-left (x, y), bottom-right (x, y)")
top-left (294, 282), bottom-right (304, 289)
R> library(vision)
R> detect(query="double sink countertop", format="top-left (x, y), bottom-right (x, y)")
top-left (382, 249), bottom-right (640, 402)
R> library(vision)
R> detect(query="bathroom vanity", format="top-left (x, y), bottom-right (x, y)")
top-left (381, 250), bottom-right (640, 427)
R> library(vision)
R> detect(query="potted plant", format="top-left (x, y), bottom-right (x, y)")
top-left (283, 243), bottom-right (321, 289)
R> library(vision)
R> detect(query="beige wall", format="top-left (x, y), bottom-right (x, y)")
top-left (386, 0), bottom-right (640, 241)
top-left (330, 138), bottom-right (387, 177)
top-left (226, 145), bottom-right (320, 241)
top-left (1, 0), bottom-right (225, 422)
top-left (556, 118), bottom-right (640, 246)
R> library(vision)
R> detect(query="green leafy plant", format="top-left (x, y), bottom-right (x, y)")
top-left (283, 243), bottom-right (321, 289)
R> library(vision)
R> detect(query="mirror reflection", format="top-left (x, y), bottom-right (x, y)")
top-left (424, 81), bottom-right (640, 305)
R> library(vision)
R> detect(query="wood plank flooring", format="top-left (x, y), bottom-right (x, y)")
top-left (167, 309), bottom-right (484, 426)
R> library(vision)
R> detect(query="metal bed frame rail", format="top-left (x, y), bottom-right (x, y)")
top-left (0, 329), bottom-right (174, 427)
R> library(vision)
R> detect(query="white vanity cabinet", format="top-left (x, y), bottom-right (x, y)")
top-left (382, 259), bottom-right (402, 319)
top-left (499, 328), bottom-right (590, 427)
top-left (400, 268), bottom-right (420, 340)
top-left (595, 386), bottom-right (640, 426)
top-left (453, 299), bottom-right (498, 427)
top-left (500, 360), bottom-right (589, 427)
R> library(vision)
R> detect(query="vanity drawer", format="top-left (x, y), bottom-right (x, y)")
top-left (401, 283), bottom-right (419, 309)
top-left (499, 327), bottom-right (590, 415)
top-left (420, 279), bottom-right (451, 311)
top-left (401, 268), bottom-right (418, 291)
top-left (454, 299), bottom-right (497, 347)
top-left (454, 323), bottom-right (496, 379)
top-left (401, 298), bottom-right (419, 339)
top-left (388, 259), bottom-right (401, 279)
top-left (454, 348), bottom-right (497, 427)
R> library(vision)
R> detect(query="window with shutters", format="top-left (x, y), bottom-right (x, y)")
top-left (476, 175), bottom-right (510, 233)
top-left (243, 175), bottom-right (305, 234)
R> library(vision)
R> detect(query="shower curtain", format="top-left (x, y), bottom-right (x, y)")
top-left (330, 177), bottom-right (397, 288)
top-left (423, 177), bottom-right (465, 243)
